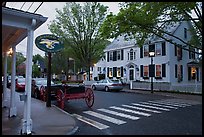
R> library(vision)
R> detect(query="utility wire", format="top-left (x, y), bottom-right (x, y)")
top-left (26, 2), bottom-right (34, 12)
top-left (20, 2), bottom-right (26, 10)
top-left (34, 2), bottom-right (43, 13)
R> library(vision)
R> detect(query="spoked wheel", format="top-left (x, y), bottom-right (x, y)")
top-left (85, 88), bottom-right (94, 108)
top-left (40, 86), bottom-right (46, 101)
top-left (56, 89), bottom-right (65, 109)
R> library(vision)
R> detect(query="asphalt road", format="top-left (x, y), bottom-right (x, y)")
top-left (52, 90), bottom-right (202, 135)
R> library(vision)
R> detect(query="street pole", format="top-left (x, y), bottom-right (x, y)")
top-left (151, 56), bottom-right (153, 93)
top-left (46, 52), bottom-right (51, 107)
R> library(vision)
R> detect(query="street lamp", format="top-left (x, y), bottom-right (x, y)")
top-left (149, 51), bottom-right (155, 93)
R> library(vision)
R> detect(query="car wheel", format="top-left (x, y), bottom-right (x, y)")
top-left (105, 86), bottom-right (109, 92)
top-left (92, 85), bottom-right (96, 90)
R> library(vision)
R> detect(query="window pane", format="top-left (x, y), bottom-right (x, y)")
top-left (156, 65), bottom-right (161, 77)
top-left (144, 66), bottom-right (149, 77)
top-left (156, 43), bottom-right (162, 55)
top-left (117, 68), bottom-right (121, 77)
top-left (144, 45), bottom-right (149, 57)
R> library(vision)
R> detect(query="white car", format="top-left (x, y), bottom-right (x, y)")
top-left (91, 79), bottom-right (123, 92)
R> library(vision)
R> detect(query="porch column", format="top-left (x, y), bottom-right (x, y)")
top-left (9, 45), bottom-right (17, 117)
top-left (2, 52), bottom-right (8, 107)
top-left (21, 18), bottom-right (36, 135)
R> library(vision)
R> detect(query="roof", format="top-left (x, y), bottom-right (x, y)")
top-left (2, 6), bottom-right (48, 52)
top-left (105, 21), bottom-right (183, 51)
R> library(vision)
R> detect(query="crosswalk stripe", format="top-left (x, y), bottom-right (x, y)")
top-left (159, 101), bottom-right (191, 107)
top-left (72, 114), bottom-right (109, 130)
top-left (83, 111), bottom-right (126, 125)
top-left (98, 108), bottom-right (140, 120)
top-left (109, 106), bottom-right (151, 117)
top-left (140, 102), bottom-right (178, 109)
top-left (132, 103), bottom-right (170, 111)
top-left (122, 104), bottom-right (161, 113)
top-left (148, 101), bottom-right (188, 107)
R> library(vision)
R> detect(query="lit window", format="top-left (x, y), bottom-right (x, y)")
top-left (143, 66), bottom-right (149, 77)
top-left (109, 68), bottom-right (113, 77)
top-left (156, 65), bottom-right (161, 77)
top-left (117, 68), bottom-right (121, 77)
top-left (191, 67), bottom-right (196, 79)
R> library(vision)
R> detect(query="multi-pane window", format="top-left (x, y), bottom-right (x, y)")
top-left (117, 50), bottom-right (121, 60)
top-left (130, 49), bottom-right (133, 60)
top-left (155, 43), bottom-right (162, 56)
top-left (110, 51), bottom-right (113, 61)
top-left (97, 67), bottom-right (101, 72)
top-left (189, 47), bottom-right (195, 59)
top-left (143, 66), bottom-right (149, 77)
top-left (156, 65), bottom-right (161, 77)
top-left (144, 45), bottom-right (149, 57)
top-left (117, 67), bottom-right (121, 77)
top-left (109, 68), bottom-right (113, 77)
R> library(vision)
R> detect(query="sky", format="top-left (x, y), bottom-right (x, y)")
top-left (6, 2), bottom-right (120, 57)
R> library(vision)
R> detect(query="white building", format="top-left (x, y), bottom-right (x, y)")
top-left (92, 21), bottom-right (202, 93)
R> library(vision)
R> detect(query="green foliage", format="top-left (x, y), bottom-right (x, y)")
top-left (100, 2), bottom-right (202, 54)
top-left (48, 2), bottom-right (109, 79)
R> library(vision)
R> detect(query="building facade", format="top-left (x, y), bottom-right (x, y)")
top-left (92, 21), bottom-right (202, 93)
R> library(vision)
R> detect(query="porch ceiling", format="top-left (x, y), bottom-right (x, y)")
top-left (2, 6), bottom-right (48, 53)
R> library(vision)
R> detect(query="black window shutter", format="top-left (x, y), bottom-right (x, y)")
top-left (162, 42), bottom-right (166, 56)
top-left (107, 67), bottom-right (109, 78)
top-left (121, 66), bottom-right (123, 77)
top-left (189, 50), bottom-right (191, 59)
top-left (175, 45), bottom-right (177, 56)
top-left (113, 51), bottom-right (117, 61)
top-left (188, 67), bottom-right (191, 80)
top-left (140, 47), bottom-right (143, 58)
top-left (140, 65), bottom-right (143, 77)
top-left (175, 65), bottom-right (177, 78)
top-left (113, 67), bottom-right (117, 77)
top-left (121, 49), bottom-right (124, 60)
top-left (196, 68), bottom-right (199, 81)
top-left (107, 52), bottom-right (109, 62)
top-left (149, 64), bottom-right (155, 77)
top-left (162, 64), bottom-right (166, 77)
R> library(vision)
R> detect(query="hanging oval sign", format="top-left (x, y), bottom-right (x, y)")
top-left (35, 34), bottom-right (64, 53)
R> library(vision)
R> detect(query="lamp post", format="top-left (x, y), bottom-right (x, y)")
top-left (149, 52), bottom-right (155, 93)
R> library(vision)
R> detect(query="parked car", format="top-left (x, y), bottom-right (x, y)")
top-left (16, 78), bottom-right (26, 92)
top-left (32, 78), bottom-right (55, 99)
top-left (91, 79), bottom-right (124, 92)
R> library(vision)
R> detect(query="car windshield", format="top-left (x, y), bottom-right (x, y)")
top-left (36, 80), bottom-right (54, 85)
top-left (17, 78), bottom-right (25, 84)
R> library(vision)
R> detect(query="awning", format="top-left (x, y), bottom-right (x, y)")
top-left (187, 61), bottom-right (200, 67)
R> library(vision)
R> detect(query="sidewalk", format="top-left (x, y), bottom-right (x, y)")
top-left (2, 88), bottom-right (78, 135)
top-left (122, 86), bottom-right (202, 104)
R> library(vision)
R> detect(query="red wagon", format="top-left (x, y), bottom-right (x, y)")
top-left (39, 84), bottom-right (94, 109)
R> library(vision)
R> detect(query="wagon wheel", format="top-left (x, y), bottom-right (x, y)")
top-left (56, 89), bottom-right (65, 109)
top-left (85, 88), bottom-right (94, 108)
top-left (40, 86), bottom-right (46, 101)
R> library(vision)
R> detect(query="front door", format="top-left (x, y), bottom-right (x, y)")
top-left (129, 69), bottom-right (134, 81)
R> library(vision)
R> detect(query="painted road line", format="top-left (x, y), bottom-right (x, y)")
top-left (158, 100), bottom-right (191, 107)
top-left (122, 104), bottom-right (161, 113)
top-left (132, 103), bottom-right (170, 111)
top-left (109, 106), bottom-right (151, 117)
top-left (72, 114), bottom-right (109, 130)
top-left (83, 111), bottom-right (126, 125)
top-left (98, 108), bottom-right (140, 120)
top-left (148, 101), bottom-right (189, 107)
top-left (140, 102), bottom-right (178, 109)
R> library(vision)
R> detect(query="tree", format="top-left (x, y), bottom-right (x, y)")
top-left (99, 2), bottom-right (202, 55)
top-left (48, 2), bottom-right (109, 80)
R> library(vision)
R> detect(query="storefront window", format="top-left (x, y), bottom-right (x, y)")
top-left (156, 65), bottom-right (161, 77)
top-left (144, 66), bottom-right (149, 77)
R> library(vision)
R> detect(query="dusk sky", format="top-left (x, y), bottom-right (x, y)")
top-left (6, 2), bottom-right (120, 56)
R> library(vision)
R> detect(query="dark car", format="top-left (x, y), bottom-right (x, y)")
top-left (91, 79), bottom-right (123, 92)
top-left (32, 78), bottom-right (55, 99)
top-left (16, 78), bottom-right (26, 92)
